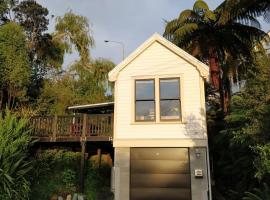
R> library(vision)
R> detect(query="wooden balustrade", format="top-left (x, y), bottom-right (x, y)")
top-left (29, 114), bottom-right (113, 142)
top-left (87, 114), bottom-right (113, 136)
top-left (30, 116), bottom-right (54, 137)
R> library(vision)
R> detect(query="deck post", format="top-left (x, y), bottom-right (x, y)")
top-left (79, 114), bottom-right (88, 193)
top-left (52, 115), bottom-right (58, 141)
top-left (79, 141), bottom-right (86, 193)
top-left (97, 148), bottom-right (102, 168)
top-left (82, 114), bottom-right (88, 139)
top-left (111, 113), bottom-right (114, 136)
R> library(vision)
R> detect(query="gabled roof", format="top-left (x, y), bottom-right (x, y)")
top-left (108, 33), bottom-right (209, 81)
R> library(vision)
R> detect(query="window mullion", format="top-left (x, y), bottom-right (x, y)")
top-left (156, 77), bottom-right (160, 123)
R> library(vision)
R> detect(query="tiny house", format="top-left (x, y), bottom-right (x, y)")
top-left (109, 33), bottom-right (211, 200)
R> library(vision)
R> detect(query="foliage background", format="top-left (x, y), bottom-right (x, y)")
top-left (30, 149), bottom-right (113, 200)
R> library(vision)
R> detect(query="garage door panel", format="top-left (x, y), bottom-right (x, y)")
top-left (131, 188), bottom-right (191, 200)
top-left (131, 148), bottom-right (188, 160)
top-left (130, 160), bottom-right (189, 174)
top-left (130, 173), bottom-right (190, 188)
top-left (130, 148), bottom-right (191, 200)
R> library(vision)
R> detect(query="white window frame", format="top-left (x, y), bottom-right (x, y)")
top-left (159, 77), bottom-right (181, 121)
top-left (131, 74), bottom-right (184, 124)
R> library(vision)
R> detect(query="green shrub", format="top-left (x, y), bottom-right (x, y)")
top-left (30, 149), bottom-right (80, 200)
top-left (243, 183), bottom-right (270, 200)
top-left (62, 169), bottom-right (76, 191)
top-left (85, 155), bottom-right (113, 200)
top-left (30, 149), bottom-right (113, 200)
top-left (253, 144), bottom-right (270, 180)
top-left (0, 110), bottom-right (34, 200)
top-left (84, 165), bottom-right (113, 200)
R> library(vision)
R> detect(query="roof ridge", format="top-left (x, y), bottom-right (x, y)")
top-left (108, 33), bottom-right (209, 81)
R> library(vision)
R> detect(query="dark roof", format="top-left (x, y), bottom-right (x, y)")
top-left (68, 102), bottom-right (114, 114)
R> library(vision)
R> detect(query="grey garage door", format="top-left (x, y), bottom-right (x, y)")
top-left (130, 148), bottom-right (191, 200)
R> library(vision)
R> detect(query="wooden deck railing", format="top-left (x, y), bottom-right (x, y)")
top-left (29, 114), bottom-right (113, 142)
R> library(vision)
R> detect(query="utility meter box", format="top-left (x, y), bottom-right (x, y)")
top-left (195, 169), bottom-right (203, 178)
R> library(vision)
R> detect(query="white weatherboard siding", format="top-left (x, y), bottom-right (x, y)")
top-left (110, 34), bottom-right (212, 200)
top-left (114, 41), bottom-right (207, 141)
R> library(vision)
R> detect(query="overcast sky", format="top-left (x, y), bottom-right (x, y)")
top-left (36, 0), bottom-right (270, 67)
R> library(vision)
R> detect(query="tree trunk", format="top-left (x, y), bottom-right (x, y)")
top-left (208, 48), bottom-right (229, 114)
top-left (223, 77), bottom-right (231, 114)
top-left (7, 88), bottom-right (12, 110)
top-left (0, 90), bottom-right (3, 111)
top-left (209, 48), bottom-right (220, 90)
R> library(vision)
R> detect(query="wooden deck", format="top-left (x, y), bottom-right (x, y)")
top-left (29, 114), bottom-right (113, 142)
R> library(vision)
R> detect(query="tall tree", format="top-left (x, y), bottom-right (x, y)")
top-left (163, 0), bottom-right (266, 113)
top-left (0, 22), bottom-right (30, 110)
top-left (13, 0), bottom-right (64, 102)
top-left (54, 11), bottom-right (95, 70)
top-left (37, 59), bottom-right (114, 115)
top-left (0, 0), bottom-right (18, 24)
top-left (13, 0), bottom-right (49, 43)
top-left (12, 0), bottom-right (65, 71)
top-left (72, 58), bottom-right (115, 104)
top-left (37, 75), bottom-right (76, 115)
top-left (213, 52), bottom-right (270, 199)
top-left (227, 53), bottom-right (270, 180)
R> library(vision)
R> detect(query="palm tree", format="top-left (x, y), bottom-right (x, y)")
top-left (217, 0), bottom-right (270, 25)
top-left (163, 0), bottom-right (266, 113)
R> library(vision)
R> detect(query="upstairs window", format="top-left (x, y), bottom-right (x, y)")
top-left (159, 78), bottom-right (181, 120)
top-left (135, 79), bottom-right (155, 121)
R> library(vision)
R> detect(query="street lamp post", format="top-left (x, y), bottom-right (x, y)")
top-left (104, 40), bottom-right (125, 61)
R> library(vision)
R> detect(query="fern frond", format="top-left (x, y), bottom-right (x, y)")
top-left (193, 0), bottom-right (210, 14)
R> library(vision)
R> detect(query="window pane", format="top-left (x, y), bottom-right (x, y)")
top-left (136, 101), bottom-right (155, 121)
top-left (160, 100), bottom-right (180, 120)
top-left (160, 79), bottom-right (180, 99)
top-left (136, 80), bottom-right (154, 100)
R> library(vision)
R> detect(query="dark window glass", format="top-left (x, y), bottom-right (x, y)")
top-left (136, 80), bottom-right (154, 100)
top-left (135, 80), bottom-right (155, 121)
top-left (160, 78), bottom-right (181, 120)
top-left (160, 79), bottom-right (180, 99)
top-left (135, 101), bottom-right (155, 121)
top-left (160, 100), bottom-right (181, 120)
